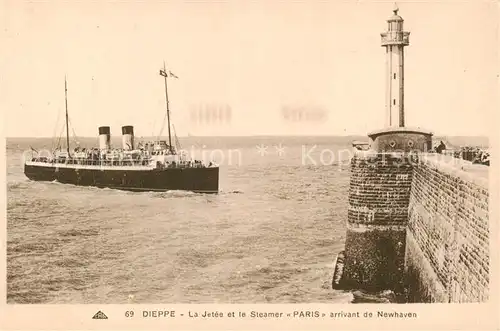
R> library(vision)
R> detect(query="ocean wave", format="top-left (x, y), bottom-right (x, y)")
top-left (53, 258), bottom-right (88, 268)
top-left (7, 180), bottom-right (30, 190)
top-left (8, 241), bottom-right (59, 255)
top-left (58, 228), bottom-right (99, 238)
top-left (166, 190), bottom-right (197, 196)
top-left (150, 190), bottom-right (198, 199)
top-left (228, 189), bottom-right (244, 194)
top-left (351, 289), bottom-right (398, 303)
top-left (220, 189), bottom-right (244, 194)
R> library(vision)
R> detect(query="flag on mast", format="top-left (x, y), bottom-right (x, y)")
top-left (159, 69), bottom-right (179, 79)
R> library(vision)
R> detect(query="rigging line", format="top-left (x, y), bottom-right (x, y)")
top-left (51, 109), bottom-right (62, 152)
top-left (172, 124), bottom-right (178, 150)
top-left (176, 136), bottom-right (181, 152)
top-left (169, 106), bottom-right (179, 148)
top-left (51, 113), bottom-right (60, 151)
top-left (175, 131), bottom-right (181, 150)
top-left (56, 121), bottom-right (66, 152)
top-left (172, 124), bottom-right (182, 151)
top-left (67, 116), bottom-right (79, 145)
top-left (157, 110), bottom-right (168, 141)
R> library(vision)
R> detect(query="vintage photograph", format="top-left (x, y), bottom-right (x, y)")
top-left (5, 0), bottom-right (493, 306)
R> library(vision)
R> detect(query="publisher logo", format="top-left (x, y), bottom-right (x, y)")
top-left (92, 311), bottom-right (108, 320)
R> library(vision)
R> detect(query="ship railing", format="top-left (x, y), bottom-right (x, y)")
top-left (28, 157), bottom-right (218, 168)
top-left (158, 161), bottom-right (217, 169)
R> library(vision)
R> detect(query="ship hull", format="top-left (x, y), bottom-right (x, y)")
top-left (24, 163), bottom-right (219, 194)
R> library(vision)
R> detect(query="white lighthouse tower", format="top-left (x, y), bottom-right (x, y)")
top-left (367, 4), bottom-right (433, 153)
top-left (381, 3), bottom-right (410, 127)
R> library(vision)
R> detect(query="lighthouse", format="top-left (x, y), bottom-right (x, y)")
top-left (381, 3), bottom-right (410, 127)
top-left (337, 4), bottom-right (435, 295)
top-left (367, 4), bottom-right (432, 153)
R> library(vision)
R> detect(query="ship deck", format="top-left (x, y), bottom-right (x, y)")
top-left (26, 161), bottom-right (156, 171)
top-left (25, 160), bottom-right (217, 171)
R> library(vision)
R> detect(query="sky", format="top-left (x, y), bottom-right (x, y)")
top-left (2, 0), bottom-right (498, 138)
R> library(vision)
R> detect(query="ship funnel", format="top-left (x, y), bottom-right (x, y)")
top-left (122, 125), bottom-right (134, 150)
top-left (98, 126), bottom-right (111, 150)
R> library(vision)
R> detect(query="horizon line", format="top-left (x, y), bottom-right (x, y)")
top-left (5, 133), bottom-right (490, 139)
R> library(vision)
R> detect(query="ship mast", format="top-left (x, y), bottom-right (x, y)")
top-left (64, 76), bottom-right (70, 156)
top-left (160, 61), bottom-right (173, 154)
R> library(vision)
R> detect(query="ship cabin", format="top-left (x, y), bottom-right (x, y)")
top-left (138, 140), bottom-right (176, 156)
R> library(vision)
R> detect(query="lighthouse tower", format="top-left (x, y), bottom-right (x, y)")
top-left (337, 4), bottom-right (435, 295)
top-left (367, 4), bottom-right (432, 153)
top-left (381, 3), bottom-right (409, 127)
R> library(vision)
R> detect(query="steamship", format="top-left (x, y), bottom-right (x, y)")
top-left (23, 65), bottom-right (219, 194)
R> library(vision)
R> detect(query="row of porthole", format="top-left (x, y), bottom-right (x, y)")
top-left (389, 140), bottom-right (415, 148)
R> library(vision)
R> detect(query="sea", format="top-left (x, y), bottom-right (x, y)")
top-left (5, 135), bottom-right (487, 304)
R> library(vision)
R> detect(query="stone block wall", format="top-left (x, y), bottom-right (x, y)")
top-left (339, 151), bottom-right (490, 302)
top-left (342, 151), bottom-right (413, 292)
top-left (405, 154), bottom-right (489, 302)
top-left (348, 153), bottom-right (413, 226)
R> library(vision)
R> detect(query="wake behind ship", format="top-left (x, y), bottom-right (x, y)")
top-left (24, 65), bottom-right (219, 194)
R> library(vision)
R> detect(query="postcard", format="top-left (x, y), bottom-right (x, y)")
top-left (1, 0), bottom-right (498, 330)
